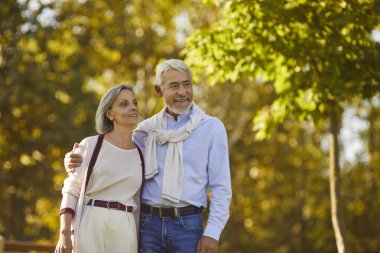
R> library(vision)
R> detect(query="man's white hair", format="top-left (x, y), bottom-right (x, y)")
top-left (155, 59), bottom-right (193, 86)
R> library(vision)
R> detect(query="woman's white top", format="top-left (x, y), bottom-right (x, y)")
top-left (59, 135), bottom-right (142, 252)
top-left (85, 140), bottom-right (141, 207)
top-left (61, 136), bottom-right (142, 211)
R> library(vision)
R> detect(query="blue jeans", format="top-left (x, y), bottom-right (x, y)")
top-left (140, 213), bottom-right (203, 253)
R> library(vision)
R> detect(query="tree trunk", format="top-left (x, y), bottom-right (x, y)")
top-left (329, 109), bottom-right (351, 253)
top-left (367, 102), bottom-right (378, 191)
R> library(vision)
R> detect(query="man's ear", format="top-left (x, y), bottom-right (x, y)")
top-left (154, 85), bottom-right (163, 97)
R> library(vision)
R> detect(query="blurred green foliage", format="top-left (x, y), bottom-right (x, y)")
top-left (184, 0), bottom-right (380, 252)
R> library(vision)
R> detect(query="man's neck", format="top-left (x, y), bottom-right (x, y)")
top-left (166, 108), bottom-right (179, 120)
top-left (165, 105), bottom-right (193, 121)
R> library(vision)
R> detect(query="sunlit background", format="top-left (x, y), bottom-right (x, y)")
top-left (1, 1), bottom-right (380, 252)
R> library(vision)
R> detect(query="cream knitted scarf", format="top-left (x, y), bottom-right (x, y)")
top-left (135, 102), bottom-right (210, 203)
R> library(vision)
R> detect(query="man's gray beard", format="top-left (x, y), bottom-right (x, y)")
top-left (166, 103), bottom-right (192, 115)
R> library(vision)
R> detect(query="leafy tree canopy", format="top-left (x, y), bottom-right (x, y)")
top-left (184, 0), bottom-right (380, 138)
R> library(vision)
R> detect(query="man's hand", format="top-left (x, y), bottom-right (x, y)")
top-left (197, 236), bottom-right (218, 253)
top-left (64, 143), bottom-right (82, 173)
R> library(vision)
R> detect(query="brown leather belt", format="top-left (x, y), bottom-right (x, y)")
top-left (141, 203), bottom-right (202, 218)
top-left (87, 199), bottom-right (133, 213)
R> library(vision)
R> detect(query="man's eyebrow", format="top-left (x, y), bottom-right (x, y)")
top-left (169, 80), bottom-right (190, 84)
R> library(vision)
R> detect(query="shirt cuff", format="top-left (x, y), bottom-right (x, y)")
top-left (203, 224), bottom-right (222, 241)
top-left (59, 207), bottom-right (75, 216)
top-left (60, 193), bottom-right (77, 210)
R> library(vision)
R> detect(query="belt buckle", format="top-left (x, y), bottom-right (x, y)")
top-left (159, 208), bottom-right (171, 218)
top-left (159, 207), bottom-right (179, 218)
top-left (107, 201), bottom-right (117, 210)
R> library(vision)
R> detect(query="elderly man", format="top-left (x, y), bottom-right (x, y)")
top-left (65, 59), bottom-right (232, 253)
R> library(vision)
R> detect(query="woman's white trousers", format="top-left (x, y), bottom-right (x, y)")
top-left (77, 205), bottom-right (137, 253)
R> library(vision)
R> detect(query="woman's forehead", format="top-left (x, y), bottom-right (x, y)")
top-left (116, 89), bottom-right (135, 100)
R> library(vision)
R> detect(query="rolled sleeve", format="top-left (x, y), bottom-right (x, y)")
top-left (60, 192), bottom-right (78, 210)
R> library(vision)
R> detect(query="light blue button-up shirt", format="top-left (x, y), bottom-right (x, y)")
top-left (133, 107), bottom-right (232, 241)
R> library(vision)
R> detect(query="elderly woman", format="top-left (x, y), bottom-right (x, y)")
top-left (55, 84), bottom-right (144, 253)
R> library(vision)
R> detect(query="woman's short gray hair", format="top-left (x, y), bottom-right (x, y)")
top-left (95, 84), bottom-right (134, 134)
top-left (155, 59), bottom-right (193, 86)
